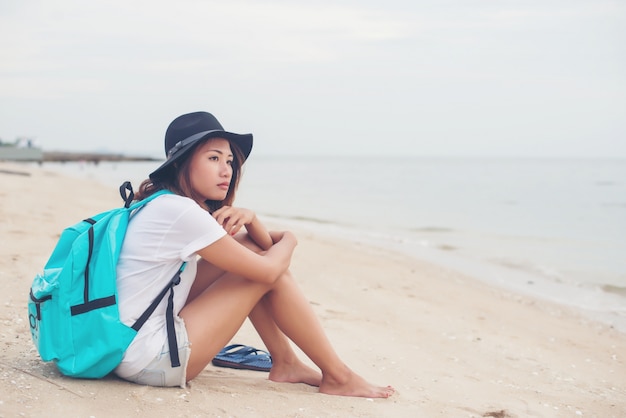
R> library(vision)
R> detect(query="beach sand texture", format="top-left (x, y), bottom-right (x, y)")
top-left (1, 162), bottom-right (625, 418)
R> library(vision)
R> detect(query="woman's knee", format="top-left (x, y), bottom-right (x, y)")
top-left (268, 269), bottom-right (295, 290)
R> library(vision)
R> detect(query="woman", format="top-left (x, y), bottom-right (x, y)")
top-left (113, 111), bottom-right (394, 398)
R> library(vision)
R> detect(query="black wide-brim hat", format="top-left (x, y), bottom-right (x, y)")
top-left (150, 111), bottom-right (253, 180)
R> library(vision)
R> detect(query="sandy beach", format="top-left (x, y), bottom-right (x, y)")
top-left (1, 162), bottom-right (625, 418)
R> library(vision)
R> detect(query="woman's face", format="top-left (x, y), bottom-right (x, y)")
top-left (189, 138), bottom-right (233, 202)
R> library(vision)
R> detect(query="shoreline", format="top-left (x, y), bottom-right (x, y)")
top-left (259, 213), bottom-right (626, 334)
top-left (11, 159), bottom-right (626, 333)
top-left (2, 161), bottom-right (625, 416)
top-left (9, 159), bottom-right (626, 333)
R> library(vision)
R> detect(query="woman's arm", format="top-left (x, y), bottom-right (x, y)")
top-left (196, 230), bottom-right (297, 284)
top-left (212, 206), bottom-right (273, 250)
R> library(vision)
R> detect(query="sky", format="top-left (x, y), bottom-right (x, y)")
top-left (1, 0), bottom-right (625, 158)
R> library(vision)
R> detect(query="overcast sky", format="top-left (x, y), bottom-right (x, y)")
top-left (1, 0), bottom-right (624, 158)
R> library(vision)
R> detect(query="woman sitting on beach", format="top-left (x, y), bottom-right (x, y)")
top-left (113, 111), bottom-right (394, 398)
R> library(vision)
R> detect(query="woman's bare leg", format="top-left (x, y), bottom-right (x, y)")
top-left (180, 272), bottom-right (271, 380)
top-left (189, 237), bottom-right (321, 386)
top-left (248, 298), bottom-right (321, 386)
top-left (261, 271), bottom-right (394, 397)
top-left (181, 265), bottom-right (394, 398)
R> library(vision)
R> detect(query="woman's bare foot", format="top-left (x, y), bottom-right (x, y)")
top-left (319, 368), bottom-right (395, 398)
top-left (269, 359), bottom-right (322, 387)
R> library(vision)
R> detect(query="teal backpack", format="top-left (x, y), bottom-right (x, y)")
top-left (28, 182), bottom-right (185, 378)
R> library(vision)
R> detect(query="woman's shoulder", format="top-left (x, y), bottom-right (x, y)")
top-left (155, 192), bottom-right (194, 204)
top-left (141, 192), bottom-right (202, 213)
top-left (145, 193), bottom-right (220, 232)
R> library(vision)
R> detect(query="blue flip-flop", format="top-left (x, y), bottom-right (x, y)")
top-left (211, 344), bottom-right (273, 372)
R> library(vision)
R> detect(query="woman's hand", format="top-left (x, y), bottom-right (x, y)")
top-left (212, 206), bottom-right (256, 236)
top-left (213, 206), bottom-right (276, 250)
top-left (269, 230), bottom-right (297, 247)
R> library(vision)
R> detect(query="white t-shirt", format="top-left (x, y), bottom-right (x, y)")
top-left (114, 194), bottom-right (227, 377)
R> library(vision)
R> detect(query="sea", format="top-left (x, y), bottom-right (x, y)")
top-left (34, 156), bottom-right (626, 332)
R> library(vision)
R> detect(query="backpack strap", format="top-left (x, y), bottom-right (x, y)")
top-left (119, 181), bottom-right (183, 368)
top-left (119, 181), bottom-right (135, 208)
top-left (127, 189), bottom-right (171, 210)
top-left (131, 262), bottom-right (187, 368)
top-left (119, 181), bottom-right (172, 210)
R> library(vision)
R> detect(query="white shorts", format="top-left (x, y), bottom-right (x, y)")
top-left (120, 317), bottom-right (191, 388)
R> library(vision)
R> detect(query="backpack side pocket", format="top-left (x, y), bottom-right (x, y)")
top-left (28, 272), bottom-right (59, 362)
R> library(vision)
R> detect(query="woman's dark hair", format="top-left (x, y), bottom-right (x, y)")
top-left (135, 138), bottom-right (246, 213)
